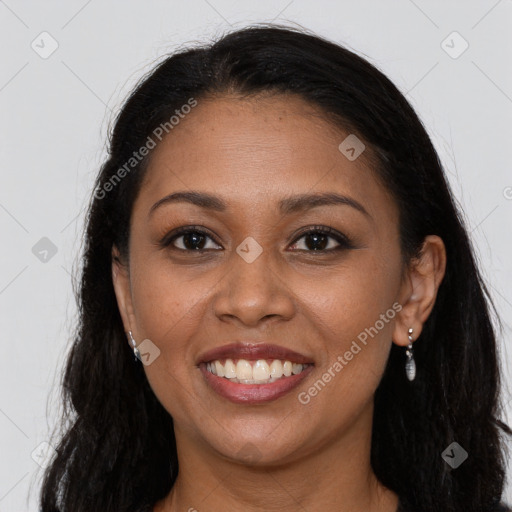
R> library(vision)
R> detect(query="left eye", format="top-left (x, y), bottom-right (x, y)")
top-left (289, 227), bottom-right (351, 252)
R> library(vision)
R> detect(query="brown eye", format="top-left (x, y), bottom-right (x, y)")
top-left (161, 227), bottom-right (222, 251)
top-left (289, 226), bottom-right (353, 252)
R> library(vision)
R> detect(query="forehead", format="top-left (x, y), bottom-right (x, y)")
top-left (136, 94), bottom-right (396, 222)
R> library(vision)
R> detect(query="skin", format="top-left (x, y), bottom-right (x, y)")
top-left (112, 93), bottom-right (446, 512)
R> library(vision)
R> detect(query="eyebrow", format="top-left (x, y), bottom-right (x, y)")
top-left (148, 191), bottom-right (371, 219)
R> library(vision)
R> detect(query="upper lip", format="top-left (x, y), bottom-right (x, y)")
top-left (197, 342), bottom-right (314, 365)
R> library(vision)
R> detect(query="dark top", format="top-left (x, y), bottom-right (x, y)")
top-left (396, 499), bottom-right (511, 512)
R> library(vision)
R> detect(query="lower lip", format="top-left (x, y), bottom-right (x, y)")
top-left (199, 363), bottom-right (314, 404)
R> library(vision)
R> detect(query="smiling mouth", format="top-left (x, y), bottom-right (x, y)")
top-left (205, 358), bottom-right (313, 385)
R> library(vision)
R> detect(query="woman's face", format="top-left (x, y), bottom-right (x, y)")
top-left (113, 93), bottom-right (410, 465)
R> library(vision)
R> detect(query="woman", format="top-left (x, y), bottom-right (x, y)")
top-left (40, 24), bottom-right (511, 512)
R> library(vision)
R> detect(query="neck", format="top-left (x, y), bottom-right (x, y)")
top-left (155, 402), bottom-right (398, 512)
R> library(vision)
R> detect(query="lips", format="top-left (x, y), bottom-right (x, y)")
top-left (200, 363), bottom-right (314, 404)
top-left (197, 342), bottom-right (315, 404)
top-left (197, 342), bottom-right (314, 365)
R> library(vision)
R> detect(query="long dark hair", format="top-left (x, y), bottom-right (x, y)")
top-left (40, 24), bottom-right (511, 512)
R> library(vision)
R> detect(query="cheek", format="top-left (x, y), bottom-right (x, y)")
top-left (130, 254), bottom-right (210, 341)
top-left (292, 251), bottom-right (401, 402)
top-left (297, 251), bottom-right (400, 343)
top-left (128, 257), bottom-right (211, 423)
top-left (127, 257), bottom-right (214, 411)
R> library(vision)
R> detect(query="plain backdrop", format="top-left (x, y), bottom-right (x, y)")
top-left (1, 1), bottom-right (511, 510)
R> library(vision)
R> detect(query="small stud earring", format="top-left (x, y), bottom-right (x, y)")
top-left (405, 327), bottom-right (416, 381)
top-left (127, 331), bottom-right (141, 362)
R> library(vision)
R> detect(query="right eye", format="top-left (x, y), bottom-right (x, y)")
top-left (161, 227), bottom-right (222, 252)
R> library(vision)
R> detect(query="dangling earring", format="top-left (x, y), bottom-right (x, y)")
top-left (127, 331), bottom-right (141, 362)
top-left (405, 327), bottom-right (416, 381)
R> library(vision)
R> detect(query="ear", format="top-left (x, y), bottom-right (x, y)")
top-left (111, 245), bottom-right (137, 339)
top-left (392, 235), bottom-right (447, 346)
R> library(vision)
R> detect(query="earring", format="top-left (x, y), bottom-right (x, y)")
top-left (127, 331), bottom-right (141, 362)
top-left (405, 327), bottom-right (416, 381)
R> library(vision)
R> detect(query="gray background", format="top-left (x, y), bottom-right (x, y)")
top-left (0, 0), bottom-right (511, 509)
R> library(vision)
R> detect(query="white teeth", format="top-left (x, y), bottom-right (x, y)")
top-left (206, 358), bottom-right (308, 383)
top-left (236, 359), bottom-right (253, 380)
top-left (224, 359), bottom-right (237, 378)
top-left (292, 363), bottom-right (302, 375)
top-left (214, 360), bottom-right (225, 378)
top-left (252, 360), bottom-right (270, 381)
top-left (269, 360), bottom-right (283, 379)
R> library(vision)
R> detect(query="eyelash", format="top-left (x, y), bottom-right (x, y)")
top-left (159, 225), bottom-right (354, 254)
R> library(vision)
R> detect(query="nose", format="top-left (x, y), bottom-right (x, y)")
top-left (212, 246), bottom-right (295, 328)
